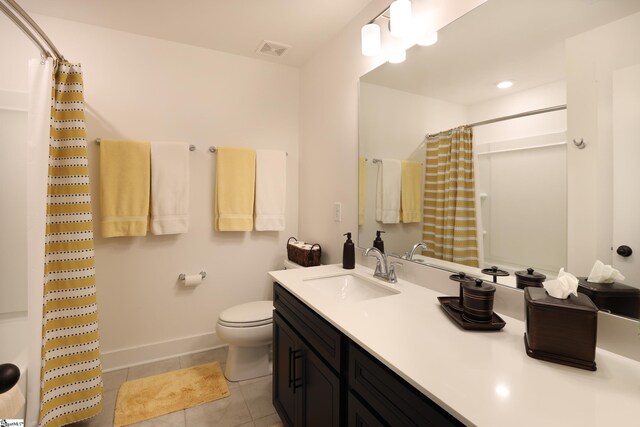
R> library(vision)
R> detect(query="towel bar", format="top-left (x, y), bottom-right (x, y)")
top-left (209, 145), bottom-right (288, 156)
top-left (94, 138), bottom-right (196, 151)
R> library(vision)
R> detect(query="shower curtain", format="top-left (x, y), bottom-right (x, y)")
top-left (422, 126), bottom-right (479, 267)
top-left (37, 61), bottom-right (103, 427)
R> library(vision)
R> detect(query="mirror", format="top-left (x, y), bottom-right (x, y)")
top-left (358, 0), bottom-right (640, 318)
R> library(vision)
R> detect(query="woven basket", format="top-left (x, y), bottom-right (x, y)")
top-left (287, 237), bottom-right (321, 267)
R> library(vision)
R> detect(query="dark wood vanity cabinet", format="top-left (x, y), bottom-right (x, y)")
top-left (273, 282), bottom-right (463, 427)
top-left (273, 284), bottom-right (342, 426)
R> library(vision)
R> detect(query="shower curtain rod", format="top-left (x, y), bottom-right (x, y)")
top-left (425, 104), bottom-right (567, 138)
top-left (0, 0), bottom-right (64, 60)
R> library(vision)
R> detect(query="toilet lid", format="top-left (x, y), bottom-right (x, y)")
top-left (219, 301), bottom-right (273, 326)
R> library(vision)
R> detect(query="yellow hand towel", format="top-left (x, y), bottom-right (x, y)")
top-left (100, 139), bottom-right (150, 237)
top-left (215, 147), bottom-right (256, 231)
top-left (401, 160), bottom-right (422, 223)
top-left (358, 157), bottom-right (366, 225)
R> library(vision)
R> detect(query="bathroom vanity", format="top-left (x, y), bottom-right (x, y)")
top-left (269, 264), bottom-right (640, 426)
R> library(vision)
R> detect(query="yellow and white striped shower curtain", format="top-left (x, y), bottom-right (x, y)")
top-left (39, 62), bottom-right (103, 427)
top-left (422, 126), bottom-right (479, 267)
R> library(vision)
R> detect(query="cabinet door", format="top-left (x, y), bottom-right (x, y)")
top-left (348, 391), bottom-right (386, 427)
top-left (273, 312), bottom-right (300, 426)
top-left (301, 343), bottom-right (341, 427)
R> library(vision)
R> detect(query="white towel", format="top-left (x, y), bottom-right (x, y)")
top-left (150, 141), bottom-right (189, 235)
top-left (255, 149), bottom-right (286, 231)
top-left (375, 159), bottom-right (401, 224)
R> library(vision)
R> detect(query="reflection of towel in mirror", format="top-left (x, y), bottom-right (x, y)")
top-left (401, 160), bottom-right (422, 223)
top-left (375, 159), bottom-right (401, 224)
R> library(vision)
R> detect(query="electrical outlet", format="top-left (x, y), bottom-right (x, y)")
top-left (334, 202), bottom-right (342, 222)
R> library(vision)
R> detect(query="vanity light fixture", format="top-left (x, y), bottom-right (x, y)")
top-left (417, 31), bottom-right (438, 46)
top-left (390, 0), bottom-right (412, 38)
top-left (388, 48), bottom-right (407, 64)
top-left (361, 23), bottom-right (382, 56)
top-left (496, 80), bottom-right (514, 89)
top-left (361, 1), bottom-right (436, 63)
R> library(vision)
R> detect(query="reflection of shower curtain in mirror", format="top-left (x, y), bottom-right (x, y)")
top-left (423, 126), bottom-right (479, 267)
top-left (39, 62), bottom-right (103, 426)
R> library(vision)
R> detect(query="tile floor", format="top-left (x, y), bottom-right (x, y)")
top-left (73, 347), bottom-right (282, 427)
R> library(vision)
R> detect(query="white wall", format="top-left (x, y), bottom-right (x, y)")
top-left (566, 11), bottom-right (640, 275)
top-left (299, 0), bottom-right (487, 263)
top-left (358, 82), bottom-right (467, 254)
top-left (1, 14), bottom-right (299, 369)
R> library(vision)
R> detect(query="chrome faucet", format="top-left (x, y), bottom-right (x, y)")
top-left (407, 242), bottom-right (428, 261)
top-left (363, 247), bottom-right (401, 283)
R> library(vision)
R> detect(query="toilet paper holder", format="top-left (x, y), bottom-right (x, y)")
top-left (178, 271), bottom-right (207, 281)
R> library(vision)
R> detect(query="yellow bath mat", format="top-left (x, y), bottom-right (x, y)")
top-left (114, 362), bottom-right (230, 427)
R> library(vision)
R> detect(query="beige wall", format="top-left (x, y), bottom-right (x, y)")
top-left (1, 14), bottom-right (300, 369)
top-left (298, 0), bottom-right (488, 263)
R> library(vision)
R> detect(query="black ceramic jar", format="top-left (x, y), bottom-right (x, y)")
top-left (515, 267), bottom-right (546, 289)
top-left (462, 279), bottom-right (496, 323)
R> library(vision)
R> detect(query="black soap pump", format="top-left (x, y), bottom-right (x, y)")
top-left (373, 230), bottom-right (385, 254)
top-left (343, 232), bottom-right (355, 269)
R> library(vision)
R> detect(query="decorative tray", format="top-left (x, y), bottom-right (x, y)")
top-left (437, 296), bottom-right (506, 331)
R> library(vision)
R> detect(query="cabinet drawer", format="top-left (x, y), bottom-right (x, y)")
top-left (349, 342), bottom-right (463, 427)
top-left (274, 283), bottom-right (343, 372)
top-left (348, 391), bottom-right (386, 427)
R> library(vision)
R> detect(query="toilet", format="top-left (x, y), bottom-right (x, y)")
top-left (216, 300), bottom-right (274, 381)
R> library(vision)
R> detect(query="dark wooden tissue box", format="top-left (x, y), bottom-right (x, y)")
top-left (577, 277), bottom-right (640, 319)
top-left (524, 287), bottom-right (598, 371)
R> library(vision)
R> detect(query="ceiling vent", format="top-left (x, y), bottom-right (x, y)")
top-left (256, 40), bottom-right (291, 57)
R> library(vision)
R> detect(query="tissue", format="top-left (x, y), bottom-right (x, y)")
top-left (587, 260), bottom-right (625, 283)
top-left (543, 268), bottom-right (579, 299)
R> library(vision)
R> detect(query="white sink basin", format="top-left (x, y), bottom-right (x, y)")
top-left (302, 274), bottom-right (399, 303)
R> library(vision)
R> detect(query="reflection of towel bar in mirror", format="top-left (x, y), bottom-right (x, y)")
top-left (94, 138), bottom-right (196, 151)
top-left (208, 146), bottom-right (288, 156)
top-left (372, 158), bottom-right (423, 165)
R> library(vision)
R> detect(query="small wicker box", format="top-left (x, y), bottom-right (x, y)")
top-left (287, 237), bottom-right (321, 267)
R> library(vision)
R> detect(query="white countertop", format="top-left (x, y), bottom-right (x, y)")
top-left (269, 264), bottom-right (640, 427)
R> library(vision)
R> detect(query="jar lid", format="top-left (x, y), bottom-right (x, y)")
top-left (515, 267), bottom-right (546, 282)
top-left (462, 278), bottom-right (496, 294)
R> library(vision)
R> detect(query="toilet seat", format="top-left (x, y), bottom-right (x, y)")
top-left (218, 301), bottom-right (273, 328)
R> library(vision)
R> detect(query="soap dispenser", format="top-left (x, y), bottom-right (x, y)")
top-left (343, 232), bottom-right (355, 269)
top-left (373, 230), bottom-right (385, 253)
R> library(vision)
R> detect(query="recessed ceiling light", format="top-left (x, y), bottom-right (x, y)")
top-left (496, 80), bottom-right (514, 89)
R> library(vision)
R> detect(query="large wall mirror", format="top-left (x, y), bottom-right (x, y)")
top-left (358, 0), bottom-right (640, 319)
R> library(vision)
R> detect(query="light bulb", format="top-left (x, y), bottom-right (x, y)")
top-left (417, 31), bottom-right (438, 46)
top-left (361, 23), bottom-right (381, 56)
top-left (388, 48), bottom-right (406, 64)
top-left (390, 0), bottom-right (412, 38)
top-left (496, 80), bottom-right (514, 89)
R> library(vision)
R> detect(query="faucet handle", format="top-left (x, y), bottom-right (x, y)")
top-left (388, 261), bottom-right (403, 283)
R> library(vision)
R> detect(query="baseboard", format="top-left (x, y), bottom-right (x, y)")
top-left (101, 331), bottom-right (224, 372)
